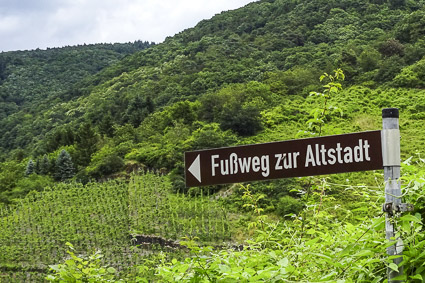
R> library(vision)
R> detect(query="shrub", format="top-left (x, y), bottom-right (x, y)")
top-left (393, 58), bottom-right (425, 88)
top-left (378, 39), bottom-right (404, 57)
top-left (276, 195), bottom-right (303, 217)
top-left (46, 243), bottom-right (120, 282)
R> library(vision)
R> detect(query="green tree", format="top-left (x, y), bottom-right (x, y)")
top-left (98, 113), bottom-right (115, 137)
top-left (11, 174), bottom-right (53, 198)
top-left (0, 55), bottom-right (8, 81)
top-left (74, 123), bottom-right (99, 167)
top-left (86, 145), bottom-right (125, 179)
top-left (0, 160), bottom-right (25, 202)
top-left (393, 57), bottom-right (425, 88)
top-left (34, 158), bottom-right (41, 174)
top-left (168, 100), bottom-right (198, 125)
top-left (300, 69), bottom-right (345, 137)
top-left (378, 38), bottom-right (404, 57)
top-left (55, 149), bottom-right (75, 181)
top-left (220, 104), bottom-right (263, 136)
top-left (40, 155), bottom-right (50, 175)
top-left (25, 159), bottom-right (35, 176)
top-left (359, 47), bottom-right (381, 72)
top-left (198, 83), bottom-right (269, 136)
top-left (124, 95), bottom-right (155, 127)
top-left (124, 95), bottom-right (145, 127)
top-left (375, 55), bottom-right (404, 82)
top-left (189, 123), bottom-right (238, 150)
top-left (396, 10), bottom-right (425, 43)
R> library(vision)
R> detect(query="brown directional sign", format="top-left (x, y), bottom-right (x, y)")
top-left (185, 131), bottom-right (383, 187)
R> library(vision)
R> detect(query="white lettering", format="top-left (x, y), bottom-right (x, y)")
top-left (252, 156), bottom-right (260, 172)
top-left (230, 153), bottom-right (238, 174)
top-left (211, 153), bottom-right (271, 177)
top-left (354, 139), bottom-right (363, 162)
top-left (303, 139), bottom-right (373, 168)
top-left (283, 153), bottom-right (292, 169)
top-left (364, 140), bottom-right (371, 161)
top-left (327, 148), bottom-right (336, 165)
top-left (343, 146), bottom-right (353, 163)
top-left (261, 155), bottom-right (270, 177)
top-left (211, 155), bottom-right (219, 176)
top-left (315, 144), bottom-right (321, 166)
top-left (220, 159), bottom-right (229, 175)
top-left (239, 157), bottom-right (252, 173)
top-left (336, 143), bottom-right (343, 164)
top-left (305, 145), bottom-right (316, 167)
top-left (275, 153), bottom-right (283, 170)
top-left (320, 144), bottom-right (327, 165)
top-left (293, 152), bottom-right (300, 168)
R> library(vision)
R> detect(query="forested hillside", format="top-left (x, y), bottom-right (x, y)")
top-left (2, 0), bottom-right (425, 281)
top-left (0, 41), bottom-right (153, 159)
top-left (2, 0), bottom-right (425, 202)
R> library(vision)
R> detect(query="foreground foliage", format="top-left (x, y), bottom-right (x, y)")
top-left (152, 159), bottom-right (425, 282)
top-left (46, 242), bottom-right (119, 283)
top-left (2, 158), bottom-right (424, 281)
top-left (2, 0), bottom-right (425, 281)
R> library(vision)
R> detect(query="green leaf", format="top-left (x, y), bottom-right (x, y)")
top-left (49, 265), bottom-right (60, 272)
top-left (45, 275), bottom-right (56, 281)
top-left (371, 217), bottom-right (385, 230)
top-left (305, 237), bottom-right (320, 246)
top-left (410, 274), bottom-right (423, 280)
top-left (65, 259), bottom-right (75, 266)
top-left (383, 241), bottom-right (398, 249)
top-left (388, 262), bottom-right (399, 272)
top-left (392, 274), bottom-right (407, 281)
top-left (400, 214), bottom-right (421, 223)
top-left (320, 271), bottom-right (338, 281)
top-left (244, 267), bottom-right (256, 276)
top-left (218, 264), bottom-right (231, 274)
top-left (277, 258), bottom-right (288, 267)
top-left (65, 242), bottom-right (74, 249)
top-left (338, 244), bottom-right (355, 257)
top-left (107, 267), bottom-right (116, 273)
top-left (355, 249), bottom-right (374, 257)
top-left (351, 206), bottom-right (368, 212)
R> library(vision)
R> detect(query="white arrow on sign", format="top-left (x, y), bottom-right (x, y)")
top-left (188, 154), bottom-right (201, 183)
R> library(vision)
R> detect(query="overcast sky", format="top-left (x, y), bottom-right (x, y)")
top-left (0, 0), bottom-right (255, 52)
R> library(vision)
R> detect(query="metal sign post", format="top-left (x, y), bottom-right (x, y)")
top-left (381, 108), bottom-right (413, 282)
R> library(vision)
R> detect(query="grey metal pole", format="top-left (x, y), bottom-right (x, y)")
top-left (382, 108), bottom-right (403, 282)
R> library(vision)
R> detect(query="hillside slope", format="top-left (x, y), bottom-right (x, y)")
top-left (1, 0), bottom-right (425, 201)
top-left (0, 41), bottom-right (153, 159)
top-left (2, 0), bottom-right (425, 281)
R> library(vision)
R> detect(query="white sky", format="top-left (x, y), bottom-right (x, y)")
top-left (0, 0), bottom-right (255, 52)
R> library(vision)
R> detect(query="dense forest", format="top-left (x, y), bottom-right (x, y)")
top-left (2, 0), bottom-right (425, 281)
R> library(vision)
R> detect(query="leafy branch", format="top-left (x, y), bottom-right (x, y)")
top-left (298, 68), bottom-right (345, 138)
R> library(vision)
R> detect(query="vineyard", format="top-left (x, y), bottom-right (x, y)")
top-left (3, 0), bottom-right (425, 281)
top-left (0, 173), bottom-right (231, 281)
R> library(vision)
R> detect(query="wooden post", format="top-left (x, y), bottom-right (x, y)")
top-left (382, 108), bottom-right (403, 282)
